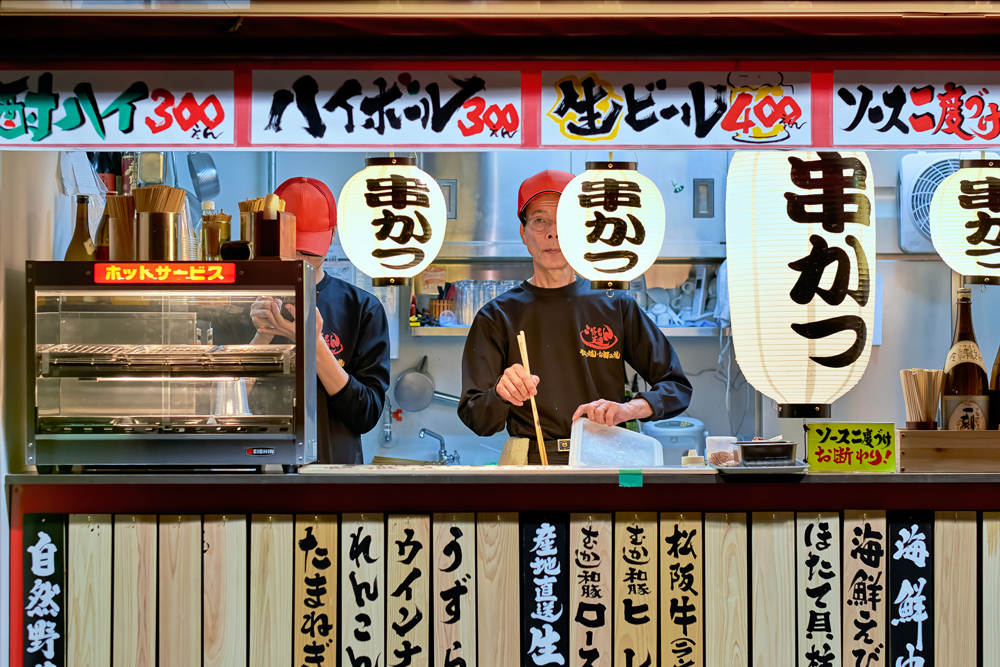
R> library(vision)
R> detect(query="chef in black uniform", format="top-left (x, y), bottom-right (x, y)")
top-left (458, 170), bottom-right (692, 463)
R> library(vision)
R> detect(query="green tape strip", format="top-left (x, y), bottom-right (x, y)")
top-left (619, 469), bottom-right (643, 487)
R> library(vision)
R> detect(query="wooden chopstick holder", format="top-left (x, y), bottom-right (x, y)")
top-left (517, 330), bottom-right (548, 466)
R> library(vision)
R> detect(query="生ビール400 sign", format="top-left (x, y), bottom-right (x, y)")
top-left (0, 70), bottom-right (235, 147)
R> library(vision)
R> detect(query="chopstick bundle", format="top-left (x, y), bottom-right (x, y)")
top-left (106, 194), bottom-right (136, 260)
top-left (133, 185), bottom-right (186, 214)
top-left (900, 368), bottom-right (944, 424)
top-left (238, 197), bottom-right (286, 213)
top-left (517, 330), bottom-right (549, 466)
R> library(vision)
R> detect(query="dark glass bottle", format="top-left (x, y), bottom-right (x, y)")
top-left (64, 195), bottom-right (96, 261)
top-left (991, 341), bottom-right (1000, 429)
top-left (942, 287), bottom-right (989, 430)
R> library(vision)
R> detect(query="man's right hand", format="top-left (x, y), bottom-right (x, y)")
top-left (496, 363), bottom-right (539, 407)
top-left (251, 296), bottom-right (296, 339)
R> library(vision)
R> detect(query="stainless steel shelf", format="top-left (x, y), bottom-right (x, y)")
top-left (410, 326), bottom-right (731, 338)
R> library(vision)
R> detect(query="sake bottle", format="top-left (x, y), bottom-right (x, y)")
top-left (991, 341), bottom-right (1000, 429)
top-left (942, 287), bottom-right (989, 430)
top-left (64, 195), bottom-right (96, 261)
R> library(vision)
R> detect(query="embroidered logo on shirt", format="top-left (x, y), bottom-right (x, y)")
top-left (580, 324), bottom-right (619, 350)
top-left (323, 332), bottom-right (344, 355)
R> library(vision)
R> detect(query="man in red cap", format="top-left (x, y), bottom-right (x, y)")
top-left (458, 170), bottom-right (692, 463)
top-left (250, 177), bottom-right (390, 465)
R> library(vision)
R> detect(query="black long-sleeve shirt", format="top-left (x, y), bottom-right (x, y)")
top-left (252, 273), bottom-right (390, 464)
top-left (459, 276), bottom-right (692, 440)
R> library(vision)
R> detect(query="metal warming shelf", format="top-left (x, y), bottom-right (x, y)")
top-left (37, 343), bottom-right (296, 377)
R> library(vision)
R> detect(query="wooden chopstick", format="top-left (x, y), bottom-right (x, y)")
top-left (517, 330), bottom-right (548, 466)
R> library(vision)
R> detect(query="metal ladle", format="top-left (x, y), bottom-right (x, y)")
top-left (393, 356), bottom-right (460, 412)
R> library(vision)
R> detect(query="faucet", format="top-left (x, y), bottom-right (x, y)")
top-left (419, 428), bottom-right (460, 466)
top-left (383, 398), bottom-right (394, 443)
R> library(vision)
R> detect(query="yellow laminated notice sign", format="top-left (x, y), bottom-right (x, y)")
top-left (806, 423), bottom-right (895, 472)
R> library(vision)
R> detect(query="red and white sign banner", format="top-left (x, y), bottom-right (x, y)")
top-left (0, 70), bottom-right (235, 148)
top-left (250, 70), bottom-right (522, 148)
top-left (540, 71), bottom-right (812, 148)
top-left (834, 71), bottom-right (1000, 146)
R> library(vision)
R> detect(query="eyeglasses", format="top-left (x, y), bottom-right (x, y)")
top-left (524, 217), bottom-right (556, 234)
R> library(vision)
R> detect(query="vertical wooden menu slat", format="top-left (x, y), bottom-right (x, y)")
top-left (796, 512), bottom-right (841, 667)
top-left (705, 512), bottom-right (748, 667)
top-left (250, 514), bottom-right (293, 667)
top-left (113, 514), bottom-right (156, 667)
top-left (67, 514), bottom-right (112, 667)
top-left (388, 515), bottom-right (430, 667)
top-left (478, 512), bottom-right (521, 667)
top-left (204, 514), bottom-right (247, 667)
top-left (159, 515), bottom-right (201, 667)
top-left (751, 512), bottom-right (795, 667)
top-left (661, 512), bottom-right (703, 667)
top-left (343, 513), bottom-right (386, 667)
top-left (888, 511), bottom-right (935, 667)
top-left (934, 511), bottom-right (976, 667)
top-left (843, 511), bottom-right (887, 667)
top-left (614, 512), bottom-right (658, 667)
top-left (434, 512), bottom-right (477, 666)
top-left (984, 513), bottom-right (1000, 666)
top-left (521, 513), bottom-right (571, 666)
top-left (569, 513), bottom-right (613, 667)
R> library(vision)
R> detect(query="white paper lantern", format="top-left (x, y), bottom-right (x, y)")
top-left (930, 160), bottom-right (1000, 284)
top-left (726, 151), bottom-right (876, 417)
top-left (338, 157), bottom-right (446, 286)
top-left (556, 161), bottom-right (666, 289)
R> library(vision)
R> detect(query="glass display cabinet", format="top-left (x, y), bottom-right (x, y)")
top-left (26, 260), bottom-right (316, 472)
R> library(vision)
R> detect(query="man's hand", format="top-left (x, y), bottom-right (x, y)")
top-left (495, 363), bottom-right (539, 407)
top-left (251, 296), bottom-right (296, 339)
top-left (572, 398), bottom-right (652, 426)
top-left (315, 307), bottom-right (327, 352)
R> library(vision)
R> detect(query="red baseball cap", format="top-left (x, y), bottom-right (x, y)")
top-left (517, 170), bottom-right (575, 223)
top-left (274, 177), bottom-right (338, 256)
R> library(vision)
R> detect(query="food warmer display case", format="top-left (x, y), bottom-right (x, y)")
top-left (26, 260), bottom-right (317, 472)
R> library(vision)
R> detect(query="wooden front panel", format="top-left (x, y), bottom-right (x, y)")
top-left (250, 514), bottom-right (293, 667)
top-left (388, 515), bottom-right (430, 667)
top-left (661, 512), bottom-right (703, 667)
top-left (614, 512), bottom-right (658, 667)
top-left (705, 513), bottom-right (748, 667)
top-left (204, 514), bottom-right (247, 667)
top-left (159, 515), bottom-right (201, 667)
top-left (434, 512), bottom-right (477, 666)
top-left (570, 513), bottom-right (613, 667)
top-left (934, 511), bottom-right (976, 667)
top-left (751, 512), bottom-right (795, 667)
top-left (796, 512), bottom-right (841, 667)
top-left (478, 512), bottom-right (521, 667)
top-left (342, 513), bottom-right (386, 667)
top-left (113, 514), bottom-right (156, 667)
top-left (68, 514), bottom-right (112, 667)
top-left (984, 512), bottom-right (1000, 666)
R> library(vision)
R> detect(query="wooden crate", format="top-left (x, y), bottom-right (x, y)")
top-left (898, 429), bottom-right (1000, 472)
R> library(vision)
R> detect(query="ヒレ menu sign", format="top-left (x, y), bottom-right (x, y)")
top-left (541, 71), bottom-right (812, 147)
top-left (251, 70), bottom-right (522, 147)
top-left (0, 70), bottom-right (235, 147)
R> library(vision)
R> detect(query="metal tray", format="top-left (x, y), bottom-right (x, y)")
top-left (37, 343), bottom-right (295, 376)
top-left (709, 459), bottom-right (810, 474)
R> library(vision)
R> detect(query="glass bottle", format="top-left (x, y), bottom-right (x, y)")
top-left (64, 195), bottom-right (96, 261)
top-left (942, 287), bottom-right (990, 430)
top-left (94, 196), bottom-right (113, 261)
top-left (991, 341), bottom-right (1000, 429)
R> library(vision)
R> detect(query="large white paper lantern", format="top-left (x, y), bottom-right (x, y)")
top-left (338, 157), bottom-right (446, 286)
top-left (930, 159), bottom-right (1000, 285)
top-left (726, 151), bottom-right (876, 418)
top-left (556, 161), bottom-right (666, 289)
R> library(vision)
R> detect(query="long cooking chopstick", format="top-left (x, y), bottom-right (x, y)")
top-left (517, 330), bottom-right (548, 466)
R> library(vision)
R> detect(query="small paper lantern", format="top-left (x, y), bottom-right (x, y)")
top-left (556, 161), bottom-right (666, 289)
top-left (930, 159), bottom-right (1000, 285)
top-left (338, 157), bottom-right (447, 286)
top-left (726, 151), bottom-right (876, 418)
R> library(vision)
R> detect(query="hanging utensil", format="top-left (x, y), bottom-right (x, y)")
top-left (393, 356), bottom-right (460, 412)
top-left (187, 151), bottom-right (221, 201)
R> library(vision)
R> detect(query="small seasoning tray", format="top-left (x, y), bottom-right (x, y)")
top-left (709, 459), bottom-right (810, 475)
